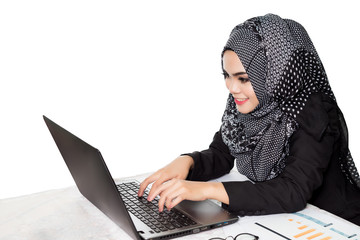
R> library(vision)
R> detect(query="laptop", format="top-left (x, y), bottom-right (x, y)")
top-left (43, 115), bottom-right (238, 239)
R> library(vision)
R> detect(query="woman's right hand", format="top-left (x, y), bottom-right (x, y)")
top-left (137, 155), bottom-right (194, 199)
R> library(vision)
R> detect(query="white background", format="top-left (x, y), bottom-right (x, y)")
top-left (1, 0), bottom-right (359, 199)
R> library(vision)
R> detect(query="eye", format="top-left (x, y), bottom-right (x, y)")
top-left (238, 77), bottom-right (250, 83)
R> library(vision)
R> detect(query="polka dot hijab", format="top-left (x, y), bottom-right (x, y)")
top-left (221, 14), bottom-right (360, 187)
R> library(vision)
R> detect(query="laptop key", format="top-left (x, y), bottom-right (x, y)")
top-left (117, 182), bottom-right (198, 232)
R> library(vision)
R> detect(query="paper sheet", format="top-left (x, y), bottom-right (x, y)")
top-left (222, 205), bottom-right (360, 239)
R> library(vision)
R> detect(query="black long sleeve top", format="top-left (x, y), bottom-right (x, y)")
top-left (185, 93), bottom-right (360, 226)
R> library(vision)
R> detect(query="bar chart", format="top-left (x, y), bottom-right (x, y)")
top-left (254, 209), bottom-right (359, 239)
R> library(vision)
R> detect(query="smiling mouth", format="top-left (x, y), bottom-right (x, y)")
top-left (234, 98), bottom-right (249, 105)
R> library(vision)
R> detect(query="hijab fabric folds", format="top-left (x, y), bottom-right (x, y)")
top-left (221, 14), bottom-right (360, 187)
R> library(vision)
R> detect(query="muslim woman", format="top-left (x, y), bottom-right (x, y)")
top-left (138, 14), bottom-right (360, 226)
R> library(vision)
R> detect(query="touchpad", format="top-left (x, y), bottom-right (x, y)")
top-left (176, 200), bottom-right (232, 224)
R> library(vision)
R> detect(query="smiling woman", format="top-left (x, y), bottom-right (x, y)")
top-left (138, 13), bottom-right (360, 226)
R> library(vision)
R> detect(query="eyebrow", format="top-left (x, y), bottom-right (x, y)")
top-left (222, 69), bottom-right (248, 77)
top-left (232, 71), bottom-right (247, 77)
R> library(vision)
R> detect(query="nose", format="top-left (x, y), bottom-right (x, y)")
top-left (227, 77), bottom-right (242, 94)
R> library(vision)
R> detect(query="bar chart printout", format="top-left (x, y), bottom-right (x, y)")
top-left (254, 207), bottom-right (359, 240)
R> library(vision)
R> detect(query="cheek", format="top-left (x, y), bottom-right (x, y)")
top-left (243, 83), bottom-right (255, 97)
top-left (249, 89), bottom-right (257, 100)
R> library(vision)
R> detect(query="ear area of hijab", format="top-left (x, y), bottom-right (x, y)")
top-left (273, 48), bottom-right (307, 101)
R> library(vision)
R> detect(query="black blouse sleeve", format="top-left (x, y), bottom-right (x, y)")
top-left (186, 93), bottom-right (341, 216)
top-left (184, 130), bottom-right (235, 181)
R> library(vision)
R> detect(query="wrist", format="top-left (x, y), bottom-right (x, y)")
top-left (205, 182), bottom-right (229, 205)
top-left (178, 155), bottom-right (194, 170)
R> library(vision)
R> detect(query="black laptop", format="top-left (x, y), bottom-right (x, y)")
top-left (43, 116), bottom-right (238, 239)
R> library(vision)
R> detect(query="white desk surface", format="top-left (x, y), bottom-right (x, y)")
top-left (1, 173), bottom-right (359, 240)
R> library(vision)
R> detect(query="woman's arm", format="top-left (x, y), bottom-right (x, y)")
top-left (185, 130), bottom-right (235, 181)
top-left (138, 130), bottom-right (234, 211)
top-left (147, 180), bottom-right (229, 212)
top-left (138, 155), bottom-right (194, 197)
top-left (222, 124), bottom-right (336, 215)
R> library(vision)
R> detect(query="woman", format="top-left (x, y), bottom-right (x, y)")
top-left (138, 14), bottom-right (360, 225)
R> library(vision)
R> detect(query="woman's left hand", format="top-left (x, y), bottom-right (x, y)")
top-left (147, 179), bottom-right (228, 212)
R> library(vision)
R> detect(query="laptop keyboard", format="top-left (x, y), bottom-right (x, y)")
top-left (117, 181), bottom-right (197, 233)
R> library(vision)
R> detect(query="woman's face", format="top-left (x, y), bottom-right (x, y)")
top-left (222, 50), bottom-right (259, 114)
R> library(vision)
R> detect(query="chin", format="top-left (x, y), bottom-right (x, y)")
top-left (236, 107), bottom-right (251, 114)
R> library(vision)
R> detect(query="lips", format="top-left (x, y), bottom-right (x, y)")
top-left (234, 98), bottom-right (249, 105)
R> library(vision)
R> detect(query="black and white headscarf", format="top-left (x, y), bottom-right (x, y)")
top-left (221, 14), bottom-right (360, 187)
